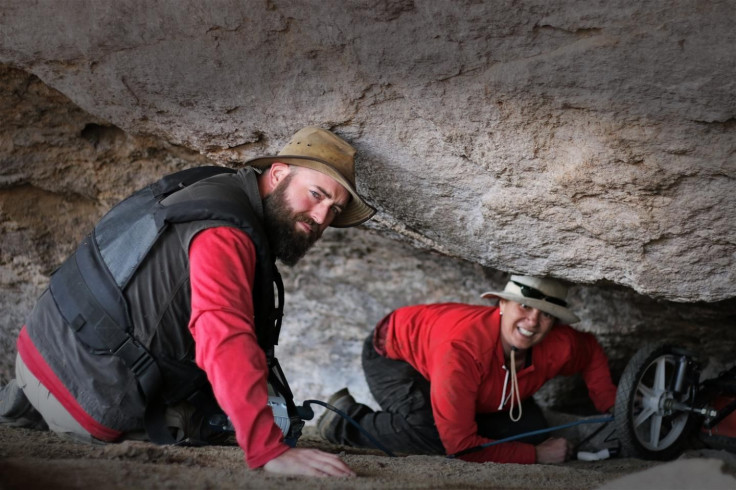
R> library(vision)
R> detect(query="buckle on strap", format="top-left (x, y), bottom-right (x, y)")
top-left (113, 337), bottom-right (157, 387)
top-left (113, 337), bottom-right (160, 400)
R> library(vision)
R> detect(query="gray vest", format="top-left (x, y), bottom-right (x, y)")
top-left (27, 167), bottom-right (281, 431)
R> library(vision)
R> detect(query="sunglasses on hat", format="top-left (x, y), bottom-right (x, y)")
top-left (512, 281), bottom-right (568, 307)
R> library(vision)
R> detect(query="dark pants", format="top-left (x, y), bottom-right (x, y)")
top-left (330, 332), bottom-right (549, 455)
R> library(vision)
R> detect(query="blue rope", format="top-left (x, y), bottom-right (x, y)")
top-left (305, 397), bottom-right (613, 460)
top-left (446, 415), bottom-right (614, 458)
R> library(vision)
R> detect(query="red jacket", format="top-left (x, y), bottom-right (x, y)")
top-left (383, 303), bottom-right (617, 463)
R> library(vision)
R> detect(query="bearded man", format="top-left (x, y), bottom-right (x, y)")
top-left (0, 127), bottom-right (375, 478)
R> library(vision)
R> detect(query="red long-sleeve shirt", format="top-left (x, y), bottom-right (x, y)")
top-left (383, 303), bottom-right (617, 464)
top-left (188, 226), bottom-right (290, 468)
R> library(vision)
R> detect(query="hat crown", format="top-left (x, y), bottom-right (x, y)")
top-left (508, 275), bottom-right (568, 303)
top-left (244, 126), bottom-right (376, 227)
top-left (480, 275), bottom-right (580, 324)
top-left (278, 126), bottom-right (357, 186)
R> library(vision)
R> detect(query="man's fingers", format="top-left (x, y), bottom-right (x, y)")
top-left (262, 448), bottom-right (356, 478)
top-left (305, 451), bottom-right (356, 476)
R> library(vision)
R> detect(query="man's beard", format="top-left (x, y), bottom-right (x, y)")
top-left (262, 177), bottom-right (321, 266)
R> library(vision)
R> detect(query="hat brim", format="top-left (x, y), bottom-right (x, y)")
top-left (480, 291), bottom-right (580, 324)
top-left (245, 155), bottom-right (376, 228)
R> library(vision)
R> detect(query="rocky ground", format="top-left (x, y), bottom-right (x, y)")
top-left (2, 424), bottom-right (735, 490)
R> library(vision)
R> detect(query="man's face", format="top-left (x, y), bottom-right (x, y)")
top-left (263, 166), bottom-right (350, 266)
top-left (498, 299), bottom-right (557, 356)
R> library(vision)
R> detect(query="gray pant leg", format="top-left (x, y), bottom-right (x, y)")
top-left (330, 333), bottom-right (444, 455)
top-left (15, 353), bottom-right (97, 443)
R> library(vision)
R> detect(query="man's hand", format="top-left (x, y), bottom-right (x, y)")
top-left (535, 437), bottom-right (572, 464)
top-left (263, 448), bottom-right (356, 477)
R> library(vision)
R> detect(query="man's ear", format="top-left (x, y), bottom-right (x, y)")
top-left (268, 162), bottom-right (291, 187)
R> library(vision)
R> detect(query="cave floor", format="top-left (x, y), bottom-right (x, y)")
top-left (1, 424), bottom-right (734, 489)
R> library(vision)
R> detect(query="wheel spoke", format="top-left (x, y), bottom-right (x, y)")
top-left (654, 358), bottom-right (668, 391)
top-left (649, 414), bottom-right (663, 448)
top-left (634, 405), bottom-right (656, 428)
top-left (637, 384), bottom-right (655, 399)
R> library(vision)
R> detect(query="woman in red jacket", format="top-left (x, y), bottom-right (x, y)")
top-left (318, 275), bottom-right (617, 464)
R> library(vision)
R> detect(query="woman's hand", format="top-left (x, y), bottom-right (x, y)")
top-left (534, 437), bottom-right (572, 464)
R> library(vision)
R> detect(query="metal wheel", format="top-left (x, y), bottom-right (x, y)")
top-left (614, 343), bottom-right (700, 460)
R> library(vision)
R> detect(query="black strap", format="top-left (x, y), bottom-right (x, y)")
top-left (155, 198), bottom-right (260, 230)
top-left (143, 394), bottom-right (177, 444)
top-left (270, 266), bottom-right (285, 348)
top-left (267, 357), bottom-right (304, 444)
top-left (143, 361), bottom-right (215, 445)
top-left (49, 238), bottom-right (162, 401)
top-left (150, 166), bottom-right (236, 199)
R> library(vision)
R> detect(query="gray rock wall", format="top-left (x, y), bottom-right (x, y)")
top-left (1, 65), bottom-right (734, 413)
top-left (1, 0), bottom-right (734, 302)
top-left (2, 0), bottom-right (735, 414)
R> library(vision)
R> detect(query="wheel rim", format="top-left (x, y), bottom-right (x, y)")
top-left (632, 354), bottom-right (691, 451)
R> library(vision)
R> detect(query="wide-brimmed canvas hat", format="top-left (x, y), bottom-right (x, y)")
top-left (245, 126), bottom-right (376, 228)
top-left (480, 275), bottom-right (580, 324)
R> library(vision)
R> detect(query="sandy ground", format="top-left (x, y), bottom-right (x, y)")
top-left (2, 424), bottom-right (735, 490)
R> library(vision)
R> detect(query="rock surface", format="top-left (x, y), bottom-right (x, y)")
top-left (1, 64), bottom-right (734, 414)
top-left (1, 0), bottom-right (734, 302)
top-left (2, 4), bottom-right (735, 486)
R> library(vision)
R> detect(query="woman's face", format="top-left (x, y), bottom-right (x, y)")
top-left (498, 299), bottom-right (557, 356)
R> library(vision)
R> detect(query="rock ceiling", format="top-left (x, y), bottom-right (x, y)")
top-left (1, 1), bottom-right (734, 302)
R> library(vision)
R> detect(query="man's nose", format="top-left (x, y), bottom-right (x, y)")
top-left (311, 202), bottom-right (331, 226)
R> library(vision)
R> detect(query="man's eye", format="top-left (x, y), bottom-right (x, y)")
top-left (331, 206), bottom-right (342, 216)
top-left (310, 190), bottom-right (321, 199)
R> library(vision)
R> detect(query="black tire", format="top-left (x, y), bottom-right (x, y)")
top-left (614, 343), bottom-right (700, 460)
